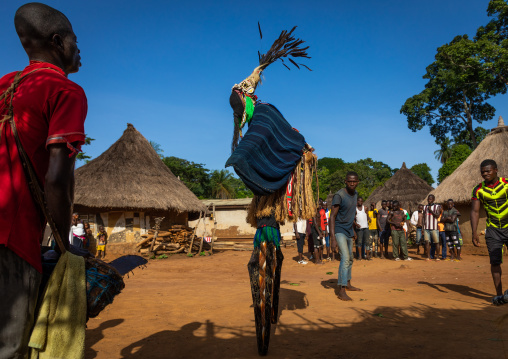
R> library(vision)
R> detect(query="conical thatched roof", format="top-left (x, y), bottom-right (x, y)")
top-left (74, 124), bottom-right (205, 212)
top-left (429, 120), bottom-right (508, 205)
top-left (365, 185), bottom-right (382, 205)
top-left (365, 162), bottom-right (433, 212)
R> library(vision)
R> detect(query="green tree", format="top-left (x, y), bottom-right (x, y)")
top-left (149, 140), bottom-right (164, 159)
top-left (325, 158), bottom-right (393, 200)
top-left (209, 169), bottom-right (236, 199)
top-left (162, 156), bottom-right (210, 198)
top-left (318, 157), bottom-right (346, 174)
top-left (400, 34), bottom-right (502, 148)
top-left (475, 0), bottom-right (508, 86)
top-left (76, 136), bottom-right (95, 162)
top-left (230, 177), bottom-right (254, 198)
top-left (437, 144), bottom-right (472, 183)
top-left (433, 138), bottom-right (454, 164)
top-left (315, 167), bottom-right (331, 200)
top-left (453, 126), bottom-right (489, 149)
top-left (410, 163), bottom-right (434, 186)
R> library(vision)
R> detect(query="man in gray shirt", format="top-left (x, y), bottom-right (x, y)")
top-left (330, 171), bottom-right (363, 301)
top-left (377, 200), bottom-right (390, 259)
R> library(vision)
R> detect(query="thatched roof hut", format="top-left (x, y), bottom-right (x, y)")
top-left (365, 162), bottom-right (433, 212)
top-left (425, 117), bottom-right (508, 241)
top-left (429, 116), bottom-right (508, 205)
top-left (74, 123), bottom-right (204, 213)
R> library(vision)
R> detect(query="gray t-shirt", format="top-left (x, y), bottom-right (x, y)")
top-left (378, 208), bottom-right (389, 231)
top-left (442, 208), bottom-right (459, 232)
top-left (331, 188), bottom-right (358, 238)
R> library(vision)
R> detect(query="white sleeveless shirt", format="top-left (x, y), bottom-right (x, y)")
top-left (356, 206), bottom-right (369, 229)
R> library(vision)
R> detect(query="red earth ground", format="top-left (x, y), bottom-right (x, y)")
top-left (85, 246), bottom-right (508, 359)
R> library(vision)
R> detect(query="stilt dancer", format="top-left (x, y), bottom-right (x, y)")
top-left (226, 24), bottom-right (316, 356)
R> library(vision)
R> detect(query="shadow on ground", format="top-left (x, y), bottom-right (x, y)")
top-left (417, 281), bottom-right (493, 302)
top-left (85, 319), bottom-right (124, 358)
top-left (86, 304), bottom-right (508, 359)
top-left (248, 286), bottom-right (308, 319)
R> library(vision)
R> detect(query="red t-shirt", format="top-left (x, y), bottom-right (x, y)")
top-left (0, 61), bottom-right (87, 272)
top-left (319, 208), bottom-right (327, 231)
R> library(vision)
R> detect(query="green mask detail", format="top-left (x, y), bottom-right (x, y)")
top-left (243, 96), bottom-right (255, 125)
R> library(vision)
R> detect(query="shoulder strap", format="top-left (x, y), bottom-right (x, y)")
top-left (2, 68), bottom-right (67, 253)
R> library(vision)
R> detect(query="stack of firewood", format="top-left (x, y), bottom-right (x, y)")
top-left (213, 238), bottom-right (296, 251)
top-left (136, 225), bottom-right (206, 256)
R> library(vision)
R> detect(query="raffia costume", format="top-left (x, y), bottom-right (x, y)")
top-left (226, 26), bottom-right (317, 356)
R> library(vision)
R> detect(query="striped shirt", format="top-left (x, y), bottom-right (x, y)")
top-left (423, 204), bottom-right (441, 230)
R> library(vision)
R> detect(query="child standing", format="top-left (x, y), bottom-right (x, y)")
top-left (96, 226), bottom-right (108, 259)
top-left (441, 199), bottom-right (461, 261)
top-left (368, 203), bottom-right (378, 258)
top-left (83, 221), bottom-right (93, 250)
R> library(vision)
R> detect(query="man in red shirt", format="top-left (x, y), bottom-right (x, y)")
top-left (0, 4), bottom-right (87, 357)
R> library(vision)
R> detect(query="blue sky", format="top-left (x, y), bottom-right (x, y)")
top-left (1, 0), bottom-right (506, 184)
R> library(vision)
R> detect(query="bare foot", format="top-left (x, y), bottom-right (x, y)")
top-left (346, 285), bottom-right (363, 291)
top-left (337, 290), bottom-right (353, 301)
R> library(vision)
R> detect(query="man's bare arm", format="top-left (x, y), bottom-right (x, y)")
top-left (330, 205), bottom-right (339, 248)
top-left (451, 210), bottom-right (460, 223)
top-left (444, 211), bottom-right (459, 224)
top-left (45, 143), bottom-right (76, 250)
top-left (429, 205), bottom-right (441, 218)
top-left (387, 212), bottom-right (395, 226)
top-left (313, 216), bottom-right (323, 237)
top-left (471, 200), bottom-right (481, 247)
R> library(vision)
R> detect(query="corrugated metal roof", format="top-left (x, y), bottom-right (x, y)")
top-left (201, 198), bottom-right (252, 207)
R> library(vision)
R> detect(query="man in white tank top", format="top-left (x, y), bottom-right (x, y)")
top-left (355, 197), bottom-right (370, 260)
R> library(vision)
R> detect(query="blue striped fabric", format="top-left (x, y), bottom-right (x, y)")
top-left (225, 103), bottom-right (306, 196)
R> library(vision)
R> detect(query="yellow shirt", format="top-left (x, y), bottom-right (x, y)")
top-left (368, 210), bottom-right (377, 230)
top-left (438, 215), bottom-right (444, 232)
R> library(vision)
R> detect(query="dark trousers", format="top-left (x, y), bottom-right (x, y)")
top-left (307, 232), bottom-right (314, 254)
top-left (0, 245), bottom-right (42, 359)
top-left (430, 232), bottom-right (447, 259)
top-left (355, 228), bottom-right (369, 259)
top-left (297, 232), bottom-right (305, 253)
top-left (440, 231), bottom-right (447, 259)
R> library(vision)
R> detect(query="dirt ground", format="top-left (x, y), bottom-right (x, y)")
top-left (86, 246), bottom-right (508, 359)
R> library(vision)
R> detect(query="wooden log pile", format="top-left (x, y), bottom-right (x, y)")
top-left (212, 238), bottom-right (296, 251)
top-left (136, 225), bottom-right (210, 256)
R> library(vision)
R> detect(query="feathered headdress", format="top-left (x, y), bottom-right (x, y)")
top-left (230, 24), bottom-right (311, 153)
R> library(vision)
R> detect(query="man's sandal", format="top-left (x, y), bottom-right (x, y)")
top-left (492, 295), bottom-right (508, 306)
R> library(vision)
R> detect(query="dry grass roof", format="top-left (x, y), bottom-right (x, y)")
top-left (365, 162), bottom-right (433, 212)
top-left (429, 119), bottom-right (508, 205)
top-left (74, 123), bottom-right (205, 213)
